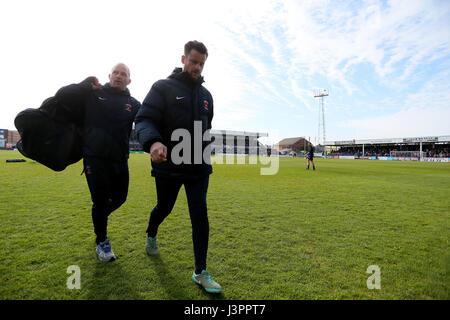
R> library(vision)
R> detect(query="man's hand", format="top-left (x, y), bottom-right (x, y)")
top-left (150, 142), bottom-right (167, 163)
top-left (91, 77), bottom-right (102, 90)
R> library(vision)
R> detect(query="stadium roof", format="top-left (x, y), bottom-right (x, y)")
top-left (210, 129), bottom-right (268, 137)
top-left (278, 137), bottom-right (306, 146)
top-left (324, 135), bottom-right (450, 146)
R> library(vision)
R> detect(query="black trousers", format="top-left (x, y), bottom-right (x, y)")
top-left (147, 175), bottom-right (210, 273)
top-left (83, 157), bottom-right (129, 244)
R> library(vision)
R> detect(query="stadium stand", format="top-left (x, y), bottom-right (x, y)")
top-left (210, 129), bottom-right (270, 156)
top-left (324, 135), bottom-right (450, 161)
top-left (129, 128), bottom-right (273, 156)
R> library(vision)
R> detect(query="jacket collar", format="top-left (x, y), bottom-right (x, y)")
top-left (168, 67), bottom-right (204, 87)
top-left (103, 82), bottom-right (131, 96)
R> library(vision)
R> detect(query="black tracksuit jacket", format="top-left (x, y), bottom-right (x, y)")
top-left (55, 77), bottom-right (141, 162)
top-left (135, 68), bottom-right (213, 179)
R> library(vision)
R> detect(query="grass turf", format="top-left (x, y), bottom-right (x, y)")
top-left (0, 150), bottom-right (448, 299)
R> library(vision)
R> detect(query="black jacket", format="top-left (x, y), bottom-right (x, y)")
top-left (14, 97), bottom-right (83, 172)
top-left (56, 77), bottom-right (141, 162)
top-left (135, 68), bottom-right (213, 179)
top-left (308, 145), bottom-right (315, 159)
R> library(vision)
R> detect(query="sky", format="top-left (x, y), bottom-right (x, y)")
top-left (1, 0), bottom-right (449, 145)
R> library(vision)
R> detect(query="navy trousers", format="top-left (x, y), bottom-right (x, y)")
top-left (83, 157), bottom-right (129, 244)
top-left (147, 175), bottom-right (210, 273)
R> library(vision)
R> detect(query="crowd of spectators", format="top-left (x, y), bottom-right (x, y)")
top-left (329, 144), bottom-right (449, 158)
top-left (424, 148), bottom-right (449, 158)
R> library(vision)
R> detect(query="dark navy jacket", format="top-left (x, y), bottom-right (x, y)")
top-left (56, 77), bottom-right (141, 162)
top-left (308, 145), bottom-right (315, 159)
top-left (135, 68), bottom-right (213, 179)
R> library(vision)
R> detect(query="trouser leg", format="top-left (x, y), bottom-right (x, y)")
top-left (146, 177), bottom-right (182, 237)
top-left (84, 157), bottom-right (129, 244)
top-left (184, 175), bottom-right (210, 273)
top-left (109, 160), bottom-right (129, 212)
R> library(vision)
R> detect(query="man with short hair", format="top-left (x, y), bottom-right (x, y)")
top-left (56, 63), bottom-right (141, 261)
top-left (135, 41), bottom-right (221, 293)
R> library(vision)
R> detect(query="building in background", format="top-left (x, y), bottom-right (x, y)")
top-left (0, 129), bottom-right (6, 149)
top-left (277, 137), bottom-right (312, 156)
top-left (0, 129), bottom-right (21, 149)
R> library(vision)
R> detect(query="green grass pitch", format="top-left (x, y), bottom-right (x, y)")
top-left (0, 150), bottom-right (448, 299)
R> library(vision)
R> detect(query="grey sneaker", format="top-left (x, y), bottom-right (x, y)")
top-left (95, 239), bottom-right (116, 262)
top-left (192, 270), bottom-right (222, 293)
top-left (146, 236), bottom-right (159, 255)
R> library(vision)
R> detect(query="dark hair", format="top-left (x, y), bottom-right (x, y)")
top-left (184, 40), bottom-right (208, 58)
